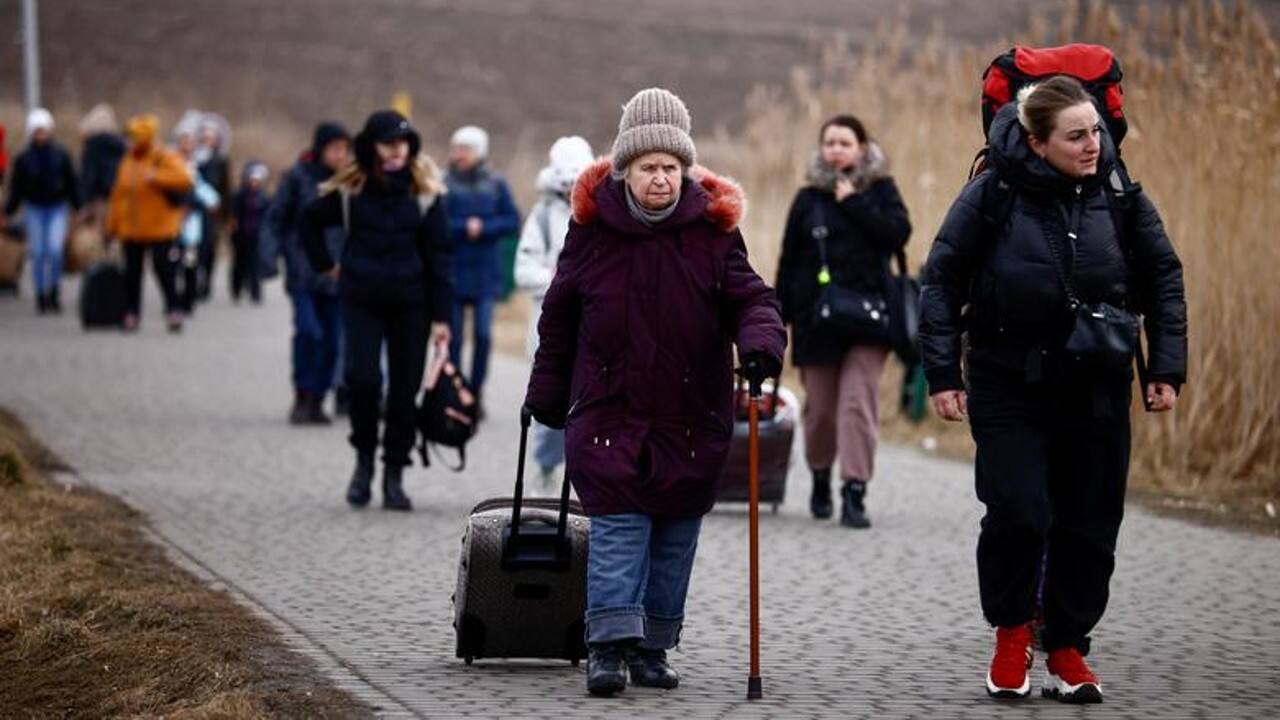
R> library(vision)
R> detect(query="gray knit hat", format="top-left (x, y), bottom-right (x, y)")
top-left (611, 88), bottom-right (697, 171)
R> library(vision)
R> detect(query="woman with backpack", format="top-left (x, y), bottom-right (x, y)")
top-left (301, 110), bottom-right (453, 512)
top-left (514, 135), bottom-right (595, 487)
top-left (919, 76), bottom-right (1187, 704)
top-left (773, 115), bottom-right (911, 529)
top-left (524, 88), bottom-right (785, 697)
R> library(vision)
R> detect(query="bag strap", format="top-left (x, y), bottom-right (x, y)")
top-left (810, 201), bottom-right (833, 287)
top-left (1041, 187), bottom-right (1085, 308)
top-left (340, 188), bottom-right (351, 237)
top-left (1103, 163), bottom-right (1155, 409)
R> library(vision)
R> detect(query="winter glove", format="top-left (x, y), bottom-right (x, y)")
top-left (736, 351), bottom-right (782, 397)
top-left (522, 402), bottom-right (565, 430)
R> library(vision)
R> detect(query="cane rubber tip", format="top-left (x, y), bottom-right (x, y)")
top-left (747, 676), bottom-right (763, 700)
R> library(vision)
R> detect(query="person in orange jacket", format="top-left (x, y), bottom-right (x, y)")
top-left (106, 114), bottom-right (193, 332)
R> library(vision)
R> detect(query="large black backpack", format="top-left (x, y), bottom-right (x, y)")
top-left (417, 351), bottom-right (479, 471)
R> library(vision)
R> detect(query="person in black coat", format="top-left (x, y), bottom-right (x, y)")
top-left (302, 110), bottom-right (453, 512)
top-left (919, 77), bottom-right (1187, 703)
top-left (774, 115), bottom-right (911, 528)
top-left (229, 161), bottom-right (271, 304)
top-left (78, 104), bottom-right (126, 237)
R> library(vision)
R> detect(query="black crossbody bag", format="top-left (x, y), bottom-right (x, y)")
top-left (809, 202), bottom-right (890, 345)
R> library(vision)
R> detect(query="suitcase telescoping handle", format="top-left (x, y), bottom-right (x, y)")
top-left (504, 407), bottom-right (574, 570)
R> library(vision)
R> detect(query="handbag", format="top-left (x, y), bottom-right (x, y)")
top-left (1043, 199), bottom-right (1139, 372)
top-left (417, 346), bottom-right (480, 471)
top-left (809, 202), bottom-right (890, 345)
top-left (885, 250), bottom-right (921, 365)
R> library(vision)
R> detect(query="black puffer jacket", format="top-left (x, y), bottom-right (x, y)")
top-left (775, 148), bottom-right (911, 366)
top-left (919, 103), bottom-right (1187, 393)
top-left (300, 168), bottom-right (453, 321)
top-left (4, 142), bottom-right (82, 214)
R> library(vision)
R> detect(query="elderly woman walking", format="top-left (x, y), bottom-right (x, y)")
top-left (774, 115), bottom-right (911, 528)
top-left (524, 88), bottom-right (785, 696)
top-left (920, 76), bottom-right (1187, 703)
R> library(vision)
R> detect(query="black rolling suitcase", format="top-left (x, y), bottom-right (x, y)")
top-left (452, 407), bottom-right (589, 665)
top-left (715, 380), bottom-right (795, 512)
top-left (79, 261), bottom-right (128, 329)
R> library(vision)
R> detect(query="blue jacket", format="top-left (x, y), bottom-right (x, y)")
top-left (444, 165), bottom-right (520, 300)
top-left (261, 159), bottom-right (343, 295)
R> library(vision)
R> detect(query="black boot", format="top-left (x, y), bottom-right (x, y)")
top-left (627, 647), bottom-right (679, 689)
top-left (36, 291), bottom-right (48, 314)
top-left (333, 385), bottom-right (350, 417)
top-left (346, 453), bottom-right (374, 507)
top-left (305, 393), bottom-right (332, 425)
top-left (289, 391), bottom-right (309, 425)
top-left (840, 478), bottom-right (871, 529)
top-left (49, 287), bottom-right (62, 314)
top-left (587, 641), bottom-right (629, 696)
top-left (810, 468), bottom-right (833, 519)
top-left (382, 464), bottom-right (412, 511)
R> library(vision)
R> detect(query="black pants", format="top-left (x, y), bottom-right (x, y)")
top-left (197, 220), bottom-right (218, 300)
top-left (175, 245), bottom-right (199, 313)
top-left (967, 357), bottom-right (1130, 655)
top-left (343, 300), bottom-right (427, 467)
top-left (123, 242), bottom-right (178, 317)
top-left (230, 236), bottom-right (260, 302)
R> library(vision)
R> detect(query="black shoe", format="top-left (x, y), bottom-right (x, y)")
top-left (840, 478), bottom-right (871, 529)
top-left (810, 468), bottom-right (833, 519)
top-left (627, 648), bottom-right (679, 689)
top-left (346, 453), bottom-right (374, 507)
top-left (587, 642), bottom-right (629, 697)
top-left (305, 394), bottom-right (332, 425)
top-left (50, 288), bottom-right (62, 313)
top-left (333, 386), bottom-right (350, 417)
top-left (35, 292), bottom-right (48, 314)
top-left (289, 392), bottom-right (310, 425)
top-left (382, 464), bottom-right (412, 511)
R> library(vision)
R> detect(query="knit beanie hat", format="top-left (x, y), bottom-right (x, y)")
top-left (610, 87), bottom-right (696, 171)
top-left (311, 121), bottom-right (351, 158)
top-left (450, 125), bottom-right (490, 159)
top-left (26, 108), bottom-right (54, 138)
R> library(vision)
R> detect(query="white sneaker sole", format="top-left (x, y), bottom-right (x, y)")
top-left (986, 670), bottom-right (1031, 699)
top-left (1042, 672), bottom-right (1103, 704)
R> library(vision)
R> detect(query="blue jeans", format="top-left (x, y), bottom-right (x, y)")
top-left (291, 290), bottom-right (341, 396)
top-left (23, 202), bottom-right (69, 295)
top-left (586, 514), bottom-right (703, 650)
top-left (533, 421), bottom-right (565, 473)
top-left (449, 296), bottom-right (495, 395)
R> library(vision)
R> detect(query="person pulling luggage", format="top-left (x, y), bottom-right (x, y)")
top-left (524, 88), bottom-right (785, 696)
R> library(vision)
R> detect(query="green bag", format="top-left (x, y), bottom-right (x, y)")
top-left (900, 362), bottom-right (929, 423)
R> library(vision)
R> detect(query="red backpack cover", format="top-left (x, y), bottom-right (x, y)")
top-left (981, 44), bottom-right (1127, 145)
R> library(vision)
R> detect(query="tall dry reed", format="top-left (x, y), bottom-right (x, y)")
top-left (700, 0), bottom-right (1279, 501)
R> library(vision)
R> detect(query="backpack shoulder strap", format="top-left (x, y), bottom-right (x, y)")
top-left (976, 168), bottom-right (1015, 234)
top-left (340, 188), bottom-right (350, 237)
top-left (417, 192), bottom-right (437, 216)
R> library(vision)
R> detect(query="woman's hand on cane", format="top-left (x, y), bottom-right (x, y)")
top-left (931, 390), bottom-right (968, 422)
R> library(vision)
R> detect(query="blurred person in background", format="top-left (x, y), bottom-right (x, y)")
top-left (773, 114), bottom-right (911, 529)
top-left (78, 103), bottom-right (126, 237)
top-left (195, 113), bottom-right (232, 301)
top-left (445, 124), bottom-right (520, 417)
top-left (302, 110), bottom-right (452, 511)
top-left (106, 114), bottom-right (192, 332)
top-left (172, 118), bottom-right (221, 318)
top-left (920, 77), bottom-right (1187, 703)
top-left (229, 161), bottom-right (270, 304)
top-left (3, 108), bottom-right (82, 314)
top-left (514, 135), bottom-right (594, 487)
top-left (261, 122), bottom-right (353, 425)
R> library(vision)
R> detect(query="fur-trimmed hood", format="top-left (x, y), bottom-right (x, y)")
top-left (320, 152), bottom-right (446, 198)
top-left (806, 141), bottom-right (890, 193)
top-left (572, 158), bottom-right (746, 233)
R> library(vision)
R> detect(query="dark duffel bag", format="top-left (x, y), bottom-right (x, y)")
top-left (452, 407), bottom-right (588, 665)
top-left (715, 381), bottom-right (796, 513)
top-left (79, 261), bottom-right (127, 329)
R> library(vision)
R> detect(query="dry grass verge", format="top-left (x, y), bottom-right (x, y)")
top-left (0, 408), bottom-right (370, 719)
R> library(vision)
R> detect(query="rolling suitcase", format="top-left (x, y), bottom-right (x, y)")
top-left (79, 261), bottom-right (128, 329)
top-left (716, 380), bottom-right (797, 512)
top-left (0, 231), bottom-right (25, 295)
top-left (452, 407), bottom-right (589, 665)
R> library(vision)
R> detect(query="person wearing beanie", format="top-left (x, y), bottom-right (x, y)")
top-left (773, 114), bottom-right (912, 529)
top-left (301, 110), bottom-right (453, 512)
top-left (195, 113), bottom-right (232, 302)
top-left (514, 135), bottom-right (594, 489)
top-left (261, 121), bottom-right (353, 425)
top-left (171, 117), bottom-right (222, 318)
top-left (4, 108), bottom-right (82, 314)
top-left (106, 114), bottom-right (193, 332)
top-left (445, 124), bottom-right (520, 415)
top-left (523, 88), bottom-right (785, 696)
top-left (228, 161), bottom-right (271, 304)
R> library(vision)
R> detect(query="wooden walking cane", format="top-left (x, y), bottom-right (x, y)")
top-left (746, 375), bottom-right (764, 700)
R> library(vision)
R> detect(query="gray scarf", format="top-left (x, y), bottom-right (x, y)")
top-left (625, 184), bottom-right (681, 226)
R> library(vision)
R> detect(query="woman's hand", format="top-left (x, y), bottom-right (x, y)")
top-left (931, 390), bottom-right (968, 422)
top-left (834, 177), bottom-right (855, 203)
top-left (1146, 382), bottom-right (1178, 412)
top-left (430, 322), bottom-right (451, 349)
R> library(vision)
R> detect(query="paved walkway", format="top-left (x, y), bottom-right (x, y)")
top-left (1, 278), bottom-right (1277, 719)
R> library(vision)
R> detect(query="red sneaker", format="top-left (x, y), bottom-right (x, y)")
top-left (986, 624), bottom-right (1034, 699)
top-left (1043, 647), bottom-right (1103, 704)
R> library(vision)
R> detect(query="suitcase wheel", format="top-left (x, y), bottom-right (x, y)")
top-left (572, 658), bottom-right (581, 668)
top-left (771, 503), bottom-right (780, 514)
top-left (464, 656), bottom-right (474, 666)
